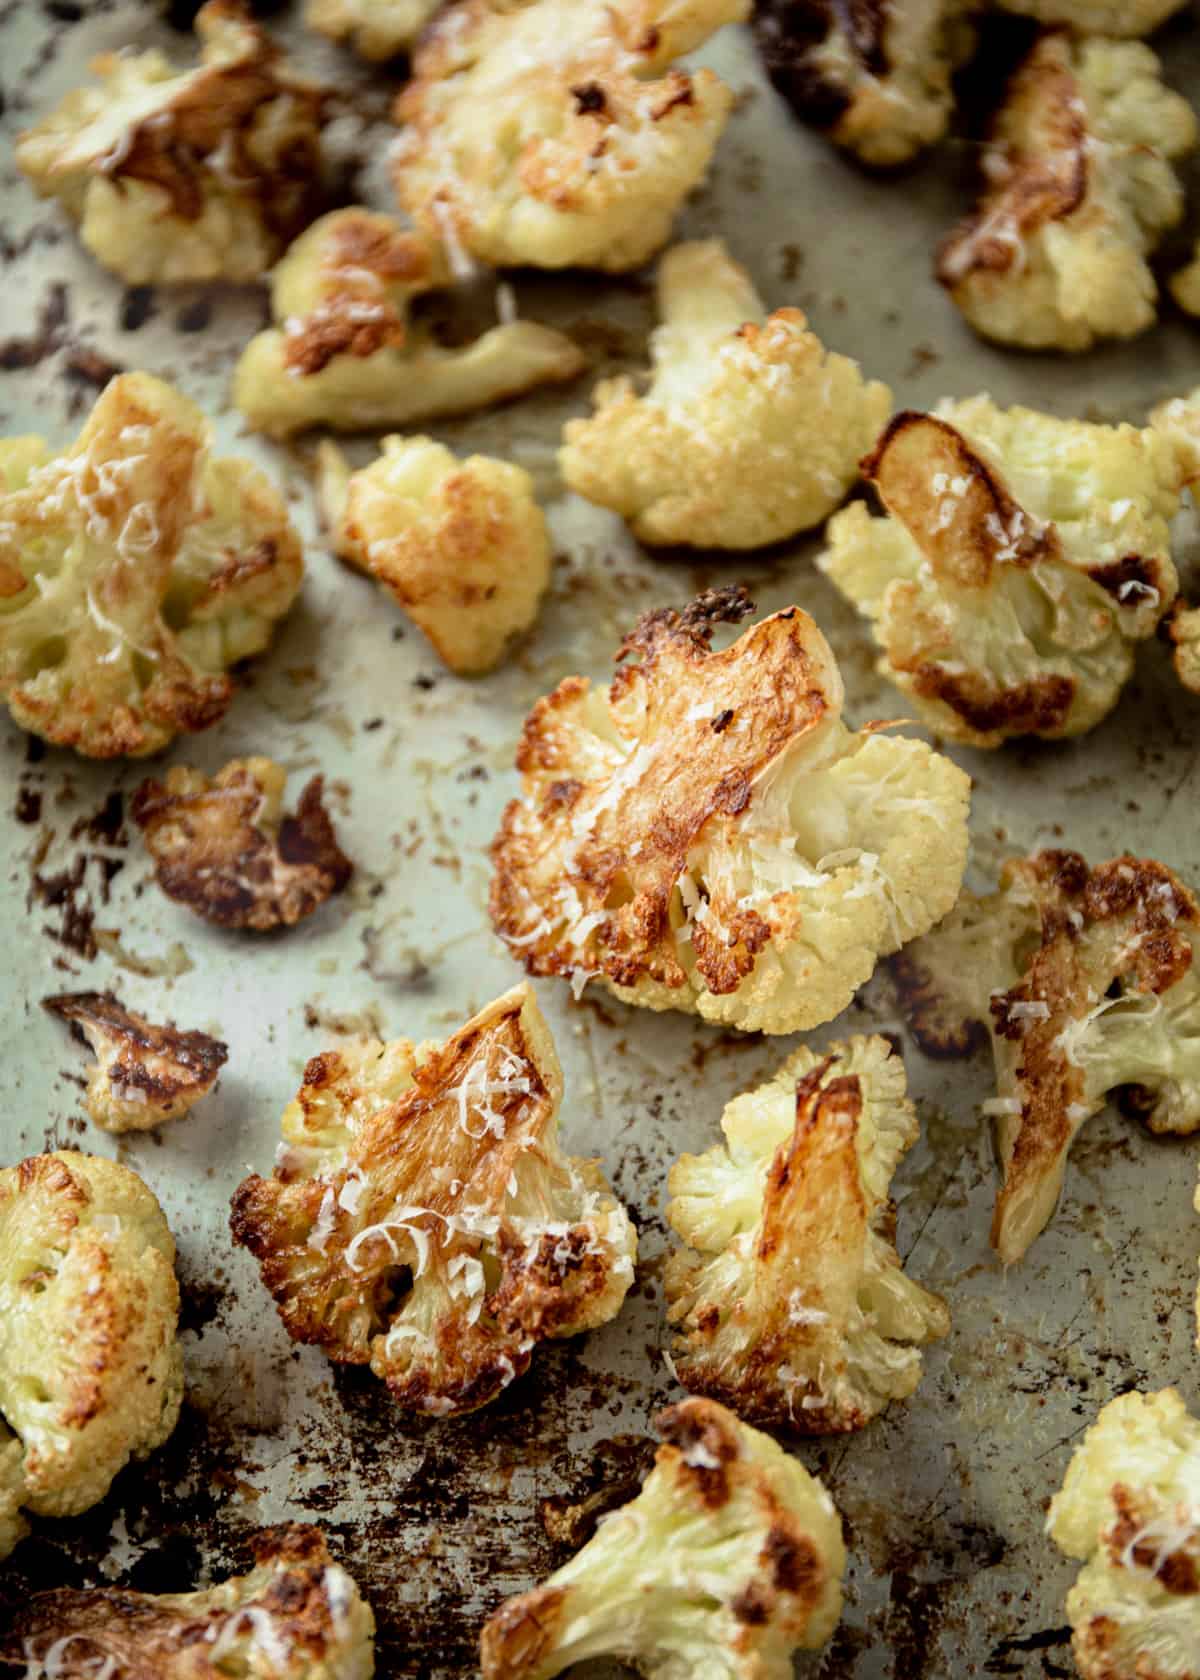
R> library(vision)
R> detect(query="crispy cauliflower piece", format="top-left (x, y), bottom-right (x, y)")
top-left (480, 1396), bottom-right (845, 1680)
top-left (132, 757), bottom-right (353, 932)
top-left (665, 1037), bottom-right (948, 1435)
top-left (936, 33), bottom-right (1196, 351)
top-left (6, 1525), bottom-right (376, 1678)
top-left (230, 984), bottom-right (636, 1416)
top-left (1150, 390), bottom-right (1200, 696)
top-left (0, 373), bottom-right (302, 758)
top-left (558, 239), bottom-right (891, 550)
top-left (820, 396), bottom-right (1182, 747)
top-left (318, 436), bottom-right (551, 674)
top-left (233, 207), bottom-right (584, 438)
top-left (1172, 245), bottom-right (1200, 317)
top-left (306, 0), bottom-right (438, 60)
top-left (895, 850), bottom-right (1200, 1265)
top-left (1047, 1388), bottom-right (1200, 1680)
top-left (15, 1), bottom-right (326, 286)
top-left (0, 1151), bottom-right (183, 1558)
top-left (491, 586), bottom-right (970, 1035)
top-left (391, 0), bottom-right (747, 273)
top-left (992, 0), bottom-right (1188, 34)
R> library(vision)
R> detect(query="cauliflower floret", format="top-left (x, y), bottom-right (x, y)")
top-left (992, 0), bottom-right (1188, 34)
top-left (318, 436), bottom-right (551, 674)
top-left (666, 1037), bottom-right (948, 1435)
top-left (15, 1), bottom-right (326, 286)
top-left (230, 984), bottom-right (637, 1416)
top-left (820, 396), bottom-right (1182, 747)
top-left (0, 372), bottom-right (302, 759)
top-left (390, 0), bottom-right (747, 273)
top-left (936, 34), bottom-right (1196, 351)
top-left (1172, 245), bottom-right (1200, 317)
top-left (1150, 391), bottom-right (1200, 696)
top-left (895, 850), bottom-right (1200, 1265)
top-left (491, 585), bottom-right (972, 1035)
top-left (306, 0), bottom-right (438, 60)
top-left (0, 1151), bottom-right (183, 1557)
top-left (1047, 1388), bottom-right (1200, 1680)
top-left (233, 207), bottom-right (584, 438)
top-left (558, 239), bottom-right (891, 550)
top-left (6, 1525), bottom-right (375, 1678)
top-left (132, 757), bottom-right (353, 932)
top-left (480, 1397), bottom-right (845, 1680)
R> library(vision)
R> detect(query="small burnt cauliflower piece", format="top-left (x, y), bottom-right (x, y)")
top-left (15, 1), bottom-right (326, 286)
top-left (491, 586), bottom-right (971, 1035)
top-left (480, 1397), bottom-right (846, 1680)
top-left (0, 1151), bottom-right (183, 1559)
top-left (230, 984), bottom-right (636, 1416)
top-left (233, 207), bottom-right (584, 438)
top-left (895, 850), bottom-right (1200, 1266)
top-left (132, 757), bottom-right (353, 933)
top-left (43, 991), bottom-right (228, 1134)
top-left (1048, 1388), bottom-right (1200, 1680)
top-left (306, 0), bottom-right (438, 60)
top-left (937, 33), bottom-right (1196, 351)
top-left (666, 1038), bottom-right (948, 1435)
top-left (0, 372), bottom-right (302, 759)
top-left (820, 396), bottom-right (1182, 748)
top-left (318, 436), bottom-right (551, 674)
top-left (558, 239), bottom-right (891, 550)
top-left (992, 0), bottom-right (1188, 34)
top-left (391, 0), bottom-right (747, 273)
top-left (6, 1525), bottom-right (376, 1678)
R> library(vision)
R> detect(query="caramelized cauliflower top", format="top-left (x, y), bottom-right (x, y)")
top-left (992, 0), bottom-right (1188, 35)
top-left (820, 396), bottom-right (1182, 747)
top-left (558, 239), bottom-right (891, 550)
top-left (230, 984), bottom-right (636, 1417)
top-left (305, 0), bottom-right (439, 60)
top-left (490, 586), bottom-right (970, 1036)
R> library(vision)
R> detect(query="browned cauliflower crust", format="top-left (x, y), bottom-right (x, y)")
top-left (229, 984), bottom-right (636, 1417)
top-left (43, 991), bottom-right (228, 1134)
top-left (993, 0), bottom-right (1188, 34)
top-left (132, 758), bottom-right (353, 933)
top-left (937, 33), bottom-right (1196, 351)
top-left (894, 850), bottom-right (1200, 1266)
top-left (4, 1525), bottom-right (376, 1679)
top-left (390, 0), bottom-right (748, 273)
top-left (666, 1037), bottom-right (948, 1435)
top-left (558, 240), bottom-right (891, 550)
top-left (305, 0), bottom-right (439, 60)
top-left (15, 1), bottom-right (326, 286)
top-left (490, 587), bottom-right (970, 1036)
top-left (0, 1152), bottom-right (183, 1559)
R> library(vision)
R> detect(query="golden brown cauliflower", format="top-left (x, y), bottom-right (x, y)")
top-left (558, 240), bottom-right (891, 550)
top-left (306, 0), bottom-right (439, 60)
top-left (820, 396), bottom-right (1182, 748)
top-left (1172, 245), bottom-right (1200, 317)
top-left (0, 373), bottom-right (302, 759)
top-left (0, 1151), bottom-right (183, 1560)
top-left (318, 436), bottom-right (551, 674)
top-left (391, 0), bottom-right (747, 273)
top-left (491, 586), bottom-right (971, 1035)
top-left (1150, 390), bottom-right (1200, 698)
top-left (666, 1037), bottom-right (948, 1435)
top-left (230, 984), bottom-right (636, 1417)
top-left (132, 757), bottom-right (353, 933)
top-left (15, 1), bottom-right (326, 286)
top-left (895, 850), bottom-right (1200, 1266)
top-left (993, 0), bottom-right (1188, 33)
top-left (937, 32), bottom-right (1196, 351)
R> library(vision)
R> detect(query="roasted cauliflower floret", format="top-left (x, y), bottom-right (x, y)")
top-left (5, 1525), bottom-right (375, 1678)
top-left (821, 397), bottom-right (1182, 747)
top-left (319, 436), bottom-right (551, 674)
top-left (1048, 1388), bottom-right (1200, 1680)
top-left (132, 757), bottom-right (353, 932)
top-left (481, 1397), bottom-right (845, 1680)
top-left (230, 984), bottom-right (636, 1417)
top-left (0, 373), bottom-right (302, 758)
top-left (391, 0), bottom-right (747, 273)
top-left (43, 991), bottom-right (228, 1133)
top-left (937, 33), bottom-right (1196, 351)
top-left (0, 1151), bottom-right (183, 1558)
top-left (666, 1037), bottom-right (948, 1435)
top-left (233, 207), bottom-right (584, 439)
top-left (1172, 245), bottom-right (1200, 317)
top-left (895, 850), bottom-right (1200, 1265)
top-left (558, 239), bottom-right (891, 550)
top-left (491, 586), bottom-right (970, 1035)
top-left (306, 0), bottom-right (438, 60)
top-left (992, 0), bottom-right (1188, 35)
top-left (15, 1), bottom-right (326, 286)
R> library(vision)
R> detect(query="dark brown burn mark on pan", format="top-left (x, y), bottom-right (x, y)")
top-left (0, 282), bottom-right (69, 370)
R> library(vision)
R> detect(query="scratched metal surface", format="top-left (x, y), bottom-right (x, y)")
top-left (2, 3), bottom-right (1200, 1675)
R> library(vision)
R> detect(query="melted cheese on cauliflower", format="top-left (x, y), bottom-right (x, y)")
top-left (305, 0), bottom-right (439, 60)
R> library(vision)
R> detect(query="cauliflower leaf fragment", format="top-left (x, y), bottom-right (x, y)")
top-left (306, 0), bottom-right (438, 60)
